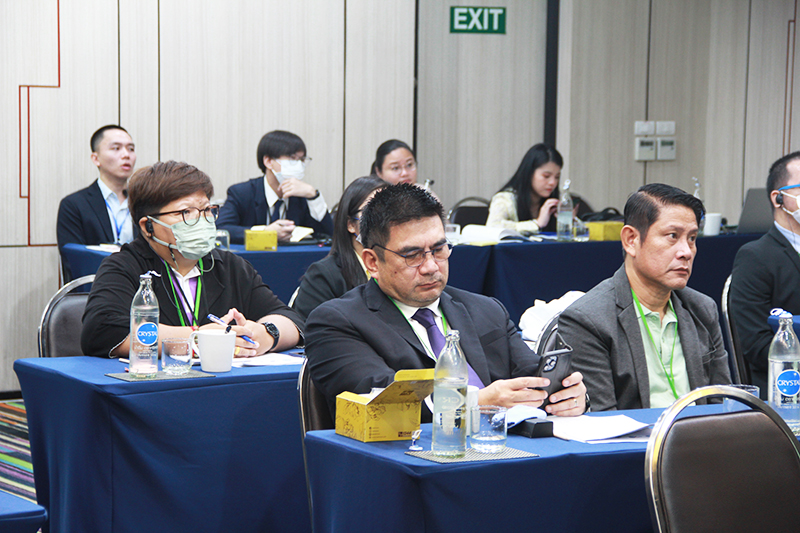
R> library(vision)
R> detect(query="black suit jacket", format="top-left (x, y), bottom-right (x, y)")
top-left (57, 180), bottom-right (138, 281)
top-left (305, 280), bottom-right (541, 420)
top-left (730, 224), bottom-right (800, 394)
top-left (217, 177), bottom-right (333, 244)
top-left (292, 253), bottom-right (368, 320)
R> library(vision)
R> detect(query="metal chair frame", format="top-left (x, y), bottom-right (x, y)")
top-left (721, 274), bottom-right (750, 384)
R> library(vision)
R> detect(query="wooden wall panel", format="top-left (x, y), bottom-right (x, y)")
top-left (158, 0), bottom-right (345, 207)
top-left (417, 0), bottom-right (548, 211)
top-left (558, 0), bottom-right (649, 212)
top-left (344, 0), bottom-right (416, 186)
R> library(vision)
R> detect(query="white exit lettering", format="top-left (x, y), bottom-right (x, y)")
top-left (452, 7), bottom-right (504, 31)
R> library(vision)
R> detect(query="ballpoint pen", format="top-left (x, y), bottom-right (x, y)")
top-left (207, 313), bottom-right (258, 345)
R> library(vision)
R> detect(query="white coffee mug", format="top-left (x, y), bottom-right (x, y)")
top-left (189, 330), bottom-right (236, 372)
top-left (704, 213), bottom-right (722, 237)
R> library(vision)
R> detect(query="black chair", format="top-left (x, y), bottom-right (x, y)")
top-left (536, 312), bottom-right (562, 357)
top-left (448, 196), bottom-right (490, 227)
top-left (37, 275), bottom-right (95, 357)
top-left (645, 385), bottom-right (800, 533)
top-left (721, 274), bottom-right (750, 384)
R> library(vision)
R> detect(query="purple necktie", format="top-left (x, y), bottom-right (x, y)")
top-left (412, 308), bottom-right (484, 387)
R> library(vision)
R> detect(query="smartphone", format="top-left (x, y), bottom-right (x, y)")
top-left (535, 336), bottom-right (573, 408)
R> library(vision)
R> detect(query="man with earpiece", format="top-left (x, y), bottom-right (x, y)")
top-left (730, 152), bottom-right (800, 399)
top-left (217, 130), bottom-right (333, 244)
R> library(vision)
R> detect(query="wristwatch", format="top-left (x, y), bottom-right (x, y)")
top-left (261, 322), bottom-right (280, 352)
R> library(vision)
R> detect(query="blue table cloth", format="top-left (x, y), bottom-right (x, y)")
top-left (304, 408), bottom-right (703, 533)
top-left (62, 243), bottom-right (490, 305)
top-left (15, 357), bottom-right (309, 533)
top-left (0, 490), bottom-right (46, 533)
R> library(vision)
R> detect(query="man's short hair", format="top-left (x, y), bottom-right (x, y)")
top-left (128, 161), bottom-right (214, 224)
top-left (767, 151), bottom-right (800, 204)
top-left (256, 131), bottom-right (306, 173)
top-left (90, 125), bottom-right (129, 152)
top-left (360, 183), bottom-right (445, 257)
top-left (624, 183), bottom-right (704, 242)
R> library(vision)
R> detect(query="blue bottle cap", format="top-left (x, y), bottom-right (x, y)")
top-left (771, 308), bottom-right (793, 320)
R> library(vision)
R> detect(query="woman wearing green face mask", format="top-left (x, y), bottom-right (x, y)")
top-left (81, 160), bottom-right (304, 359)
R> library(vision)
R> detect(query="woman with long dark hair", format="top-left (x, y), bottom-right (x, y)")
top-left (486, 143), bottom-right (564, 234)
top-left (293, 175), bottom-right (388, 319)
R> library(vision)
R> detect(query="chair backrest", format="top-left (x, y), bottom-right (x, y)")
top-left (645, 385), bottom-right (800, 533)
top-left (721, 274), bottom-right (750, 384)
top-left (536, 312), bottom-right (562, 357)
top-left (448, 196), bottom-right (490, 227)
top-left (297, 358), bottom-right (334, 436)
top-left (38, 275), bottom-right (95, 357)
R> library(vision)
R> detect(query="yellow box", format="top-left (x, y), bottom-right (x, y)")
top-left (245, 229), bottom-right (277, 251)
top-left (335, 369), bottom-right (434, 442)
top-left (586, 221), bottom-right (624, 241)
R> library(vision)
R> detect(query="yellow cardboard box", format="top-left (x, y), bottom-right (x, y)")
top-left (335, 369), bottom-right (434, 442)
top-left (586, 221), bottom-right (624, 241)
top-left (245, 229), bottom-right (277, 251)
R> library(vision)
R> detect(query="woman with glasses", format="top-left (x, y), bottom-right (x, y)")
top-left (82, 161), bottom-right (303, 358)
top-left (371, 140), bottom-right (420, 186)
top-left (292, 176), bottom-right (387, 320)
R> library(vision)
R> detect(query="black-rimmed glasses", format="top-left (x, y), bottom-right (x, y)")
top-left (152, 205), bottom-right (220, 226)
top-left (372, 242), bottom-right (453, 268)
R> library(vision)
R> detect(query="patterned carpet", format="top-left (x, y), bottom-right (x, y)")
top-left (0, 400), bottom-right (36, 502)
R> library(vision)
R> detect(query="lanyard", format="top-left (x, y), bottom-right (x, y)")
top-left (388, 292), bottom-right (448, 360)
top-left (164, 258), bottom-right (204, 327)
top-left (104, 199), bottom-right (129, 243)
top-left (632, 289), bottom-right (679, 399)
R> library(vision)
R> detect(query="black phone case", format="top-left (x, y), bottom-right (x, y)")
top-left (536, 336), bottom-right (573, 407)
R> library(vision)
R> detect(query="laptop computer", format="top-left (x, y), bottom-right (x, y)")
top-left (737, 188), bottom-right (773, 234)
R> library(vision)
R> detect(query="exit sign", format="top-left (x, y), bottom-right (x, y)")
top-left (450, 7), bottom-right (506, 34)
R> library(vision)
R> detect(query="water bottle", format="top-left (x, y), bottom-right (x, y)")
top-left (432, 330), bottom-right (468, 457)
top-left (129, 273), bottom-right (159, 378)
top-left (768, 308), bottom-right (800, 434)
top-left (556, 179), bottom-right (573, 242)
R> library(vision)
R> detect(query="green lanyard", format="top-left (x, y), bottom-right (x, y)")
top-left (632, 289), bottom-right (679, 399)
top-left (388, 294), bottom-right (448, 360)
top-left (164, 258), bottom-right (203, 327)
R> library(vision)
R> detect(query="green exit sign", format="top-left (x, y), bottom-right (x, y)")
top-left (450, 6), bottom-right (506, 34)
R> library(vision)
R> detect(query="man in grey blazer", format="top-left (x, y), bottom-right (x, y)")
top-left (559, 184), bottom-right (731, 411)
top-left (306, 183), bottom-right (587, 420)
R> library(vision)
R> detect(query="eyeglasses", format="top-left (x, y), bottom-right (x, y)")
top-left (152, 205), bottom-right (220, 226)
top-left (279, 156), bottom-right (312, 163)
top-left (386, 161), bottom-right (416, 174)
top-left (372, 242), bottom-right (453, 268)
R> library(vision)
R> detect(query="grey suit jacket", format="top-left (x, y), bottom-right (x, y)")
top-left (558, 265), bottom-right (731, 411)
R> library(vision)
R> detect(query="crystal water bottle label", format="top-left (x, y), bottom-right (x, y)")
top-left (776, 370), bottom-right (800, 397)
top-left (135, 323), bottom-right (159, 346)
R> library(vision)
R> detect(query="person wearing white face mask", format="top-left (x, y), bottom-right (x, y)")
top-left (217, 130), bottom-right (333, 243)
top-left (81, 161), bottom-right (304, 358)
top-left (731, 152), bottom-right (800, 398)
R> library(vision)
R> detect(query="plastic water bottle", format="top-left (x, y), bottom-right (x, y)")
top-left (768, 308), bottom-right (800, 434)
top-left (556, 179), bottom-right (573, 242)
top-left (129, 273), bottom-right (159, 378)
top-left (432, 330), bottom-right (468, 457)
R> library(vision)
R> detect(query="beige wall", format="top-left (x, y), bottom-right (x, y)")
top-left (0, 0), bottom-right (798, 391)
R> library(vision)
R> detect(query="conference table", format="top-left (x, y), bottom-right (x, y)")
top-left (14, 356), bottom-right (310, 533)
top-left (304, 406), bottom-right (716, 533)
top-left (0, 490), bottom-right (46, 533)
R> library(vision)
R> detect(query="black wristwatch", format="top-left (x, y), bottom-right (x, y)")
top-left (310, 189), bottom-right (321, 200)
top-left (261, 322), bottom-right (280, 352)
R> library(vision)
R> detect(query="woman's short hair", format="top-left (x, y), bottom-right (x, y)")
top-left (257, 131), bottom-right (306, 173)
top-left (129, 161), bottom-right (214, 223)
top-left (500, 143), bottom-right (563, 221)
top-left (370, 139), bottom-right (415, 175)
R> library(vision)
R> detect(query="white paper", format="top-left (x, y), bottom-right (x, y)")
top-left (231, 353), bottom-right (305, 367)
top-left (87, 244), bottom-right (121, 253)
top-left (551, 414), bottom-right (650, 443)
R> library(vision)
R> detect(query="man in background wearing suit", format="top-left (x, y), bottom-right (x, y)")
top-left (305, 183), bottom-right (587, 420)
top-left (559, 184), bottom-right (731, 411)
top-left (217, 130), bottom-right (333, 244)
top-left (57, 125), bottom-right (137, 281)
top-left (731, 152), bottom-right (800, 398)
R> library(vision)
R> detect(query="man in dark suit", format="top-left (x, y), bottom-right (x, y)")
top-left (217, 130), bottom-right (333, 244)
top-left (306, 183), bottom-right (587, 420)
top-left (731, 152), bottom-right (800, 398)
top-left (57, 125), bottom-right (137, 281)
top-left (559, 184), bottom-right (731, 411)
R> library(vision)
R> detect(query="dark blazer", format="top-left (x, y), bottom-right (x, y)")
top-left (305, 280), bottom-right (541, 420)
top-left (730, 224), bottom-right (800, 394)
top-left (292, 253), bottom-right (368, 320)
top-left (217, 177), bottom-right (334, 244)
top-left (81, 235), bottom-right (304, 357)
top-left (57, 180), bottom-right (137, 281)
top-left (559, 265), bottom-right (731, 411)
